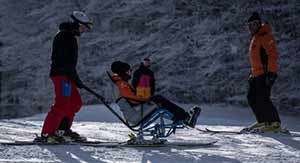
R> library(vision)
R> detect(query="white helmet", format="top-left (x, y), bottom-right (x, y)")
top-left (71, 11), bottom-right (93, 29)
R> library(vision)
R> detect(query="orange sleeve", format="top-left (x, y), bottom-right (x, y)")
top-left (116, 81), bottom-right (149, 103)
top-left (261, 35), bottom-right (278, 73)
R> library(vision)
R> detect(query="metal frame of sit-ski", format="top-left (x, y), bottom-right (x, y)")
top-left (115, 97), bottom-right (186, 141)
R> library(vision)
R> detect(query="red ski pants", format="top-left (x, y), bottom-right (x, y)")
top-left (42, 76), bottom-right (82, 135)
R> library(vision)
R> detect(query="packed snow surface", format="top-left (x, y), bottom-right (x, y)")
top-left (0, 104), bottom-right (299, 163)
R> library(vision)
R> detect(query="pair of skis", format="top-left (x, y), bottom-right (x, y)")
top-left (0, 133), bottom-right (217, 147)
top-left (0, 139), bottom-right (217, 148)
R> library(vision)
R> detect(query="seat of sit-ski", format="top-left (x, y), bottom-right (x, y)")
top-left (116, 98), bottom-right (158, 125)
top-left (107, 71), bottom-right (160, 126)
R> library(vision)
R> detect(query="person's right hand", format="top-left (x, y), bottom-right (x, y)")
top-left (75, 79), bottom-right (85, 89)
top-left (70, 74), bottom-right (85, 89)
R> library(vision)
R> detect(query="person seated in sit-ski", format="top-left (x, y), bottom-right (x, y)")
top-left (110, 61), bottom-right (201, 127)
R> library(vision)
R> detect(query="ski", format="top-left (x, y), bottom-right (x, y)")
top-left (194, 127), bottom-right (242, 134)
top-left (0, 140), bottom-right (105, 146)
top-left (195, 127), bottom-right (300, 137)
top-left (204, 128), bottom-right (242, 134)
top-left (81, 140), bottom-right (217, 148)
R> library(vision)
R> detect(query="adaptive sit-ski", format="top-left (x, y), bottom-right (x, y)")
top-left (101, 71), bottom-right (201, 145)
top-left (116, 97), bottom-right (190, 145)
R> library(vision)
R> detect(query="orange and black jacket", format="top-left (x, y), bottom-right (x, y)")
top-left (111, 74), bottom-right (149, 104)
top-left (249, 23), bottom-right (278, 77)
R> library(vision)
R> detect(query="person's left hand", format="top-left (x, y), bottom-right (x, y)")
top-left (266, 72), bottom-right (277, 87)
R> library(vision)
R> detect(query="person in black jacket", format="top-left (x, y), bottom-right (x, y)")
top-left (40, 11), bottom-right (92, 143)
top-left (132, 57), bottom-right (155, 99)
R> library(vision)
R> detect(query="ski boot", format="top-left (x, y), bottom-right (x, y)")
top-left (34, 132), bottom-right (67, 144)
top-left (128, 132), bottom-right (136, 140)
top-left (243, 122), bottom-right (288, 134)
top-left (186, 106), bottom-right (201, 128)
top-left (127, 133), bottom-right (143, 145)
top-left (63, 129), bottom-right (87, 142)
top-left (240, 122), bottom-right (266, 133)
top-left (33, 134), bottom-right (47, 143)
top-left (259, 122), bottom-right (285, 133)
top-left (127, 135), bottom-right (166, 146)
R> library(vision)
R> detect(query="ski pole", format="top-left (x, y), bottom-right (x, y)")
top-left (82, 85), bottom-right (105, 102)
top-left (82, 85), bottom-right (139, 131)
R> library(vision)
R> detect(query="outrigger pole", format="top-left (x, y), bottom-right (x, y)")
top-left (82, 84), bottom-right (139, 132)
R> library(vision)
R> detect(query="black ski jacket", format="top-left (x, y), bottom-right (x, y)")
top-left (49, 22), bottom-right (82, 87)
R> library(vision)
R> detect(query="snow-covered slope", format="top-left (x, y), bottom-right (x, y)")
top-left (0, 0), bottom-right (299, 118)
top-left (0, 104), bottom-right (300, 163)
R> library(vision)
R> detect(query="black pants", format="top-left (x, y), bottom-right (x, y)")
top-left (151, 95), bottom-right (190, 121)
top-left (247, 75), bottom-right (281, 123)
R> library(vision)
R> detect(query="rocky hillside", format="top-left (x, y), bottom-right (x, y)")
top-left (0, 0), bottom-right (299, 118)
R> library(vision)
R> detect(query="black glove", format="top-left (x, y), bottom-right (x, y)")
top-left (75, 79), bottom-right (85, 89)
top-left (266, 72), bottom-right (277, 87)
top-left (70, 73), bottom-right (85, 89)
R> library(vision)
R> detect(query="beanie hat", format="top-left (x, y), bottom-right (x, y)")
top-left (143, 57), bottom-right (150, 61)
top-left (111, 61), bottom-right (131, 75)
top-left (248, 12), bottom-right (261, 23)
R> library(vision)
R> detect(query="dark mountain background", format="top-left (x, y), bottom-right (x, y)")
top-left (0, 0), bottom-right (299, 118)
